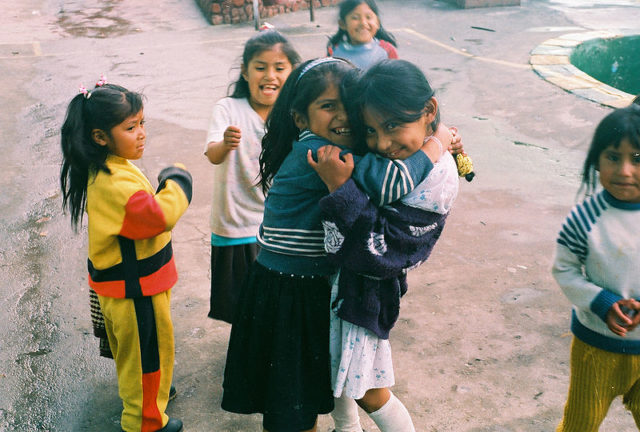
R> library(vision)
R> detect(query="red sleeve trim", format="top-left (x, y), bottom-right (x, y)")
top-left (120, 190), bottom-right (167, 239)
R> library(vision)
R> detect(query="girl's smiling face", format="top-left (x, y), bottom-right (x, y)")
top-left (94, 110), bottom-right (146, 160)
top-left (598, 137), bottom-right (640, 203)
top-left (363, 99), bottom-right (438, 160)
top-left (242, 45), bottom-right (293, 117)
top-left (293, 82), bottom-right (353, 148)
top-left (340, 2), bottom-right (380, 46)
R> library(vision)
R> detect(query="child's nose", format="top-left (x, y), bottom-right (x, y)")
top-left (619, 160), bottom-right (634, 176)
top-left (377, 135), bottom-right (392, 152)
top-left (265, 67), bottom-right (276, 79)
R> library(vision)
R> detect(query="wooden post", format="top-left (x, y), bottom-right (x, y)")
top-left (253, 0), bottom-right (260, 29)
top-left (309, 0), bottom-right (315, 22)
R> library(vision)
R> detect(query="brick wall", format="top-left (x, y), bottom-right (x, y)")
top-left (196, 0), bottom-right (340, 25)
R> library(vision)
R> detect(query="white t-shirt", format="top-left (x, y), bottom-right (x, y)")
top-left (205, 97), bottom-right (265, 238)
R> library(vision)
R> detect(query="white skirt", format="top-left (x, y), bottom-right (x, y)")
top-left (329, 273), bottom-right (395, 399)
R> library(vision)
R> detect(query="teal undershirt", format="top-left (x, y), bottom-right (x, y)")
top-left (210, 233), bottom-right (257, 247)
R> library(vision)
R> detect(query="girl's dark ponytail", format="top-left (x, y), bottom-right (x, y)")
top-left (60, 83), bottom-right (143, 230)
top-left (60, 94), bottom-right (109, 230)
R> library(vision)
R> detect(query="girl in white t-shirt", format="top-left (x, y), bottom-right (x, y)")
top-left (204, 30), bottom-right (300, 324)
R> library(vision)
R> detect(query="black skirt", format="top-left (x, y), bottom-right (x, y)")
top-left (221, 261), bottom-right (334, 432)
top-left (208, 243), bottom-right (259, 324)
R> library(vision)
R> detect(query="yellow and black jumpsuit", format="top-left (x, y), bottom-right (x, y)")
top-left (86, 155), bottom-right (192, 432)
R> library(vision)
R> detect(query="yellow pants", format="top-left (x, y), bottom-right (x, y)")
top-left (557, 337), bottom-right (640, 431)
top-left (99, 290), bottom-right (174, 432)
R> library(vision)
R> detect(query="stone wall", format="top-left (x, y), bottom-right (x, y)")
top-left (196, 0), bottom-right (340, 26)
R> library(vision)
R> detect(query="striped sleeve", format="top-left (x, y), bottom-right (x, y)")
top-left (352, 150), bottom-right (433, 206)
top-left (556, 194), bottom-right (606, 264)
top-left (552, 194), bottom-right (616, 313)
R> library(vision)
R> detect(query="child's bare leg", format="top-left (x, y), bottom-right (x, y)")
top-left (356, 388), bottom-right (415, 432)
top-left (355, 387), bottom-right (390, 413)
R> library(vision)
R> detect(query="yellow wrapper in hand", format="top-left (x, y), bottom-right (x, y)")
top-left (456, 153), bottom-right (475, 182)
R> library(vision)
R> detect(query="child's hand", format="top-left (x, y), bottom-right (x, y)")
top-left (606, 299), bottom-right (640, 337)
top-left (307, 145), bottom-right (354, 192)
top-left (449, 126), bottom-right (466, 156)
top-left (223, 126), bottom-right (242, 150)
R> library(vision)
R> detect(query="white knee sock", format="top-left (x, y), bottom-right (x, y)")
top-left (367, 392), bottom-right (415, 432)
top-left (331, 394), bottom-right (363, 432)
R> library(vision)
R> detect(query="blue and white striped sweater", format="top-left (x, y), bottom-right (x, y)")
top-left (257, 131), bottom-right (433, 276)
top-left (553, 190), bottom-right (640, 354)
top-left (557, 192), bottom-right (607, 263)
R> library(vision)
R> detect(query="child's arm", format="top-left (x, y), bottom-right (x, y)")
top-left (205, 125), bottom-right (242, 164)
top-left (553, 222), bottom-right (640, 336)
top-left (204, 100), bottom-right (240, 164)
top-left (319, 179), bottom-right (447, 279)
top-left (117, 164), bottom-right (193, 240)
top-left (350, 150), bottom-right (432, 206)
top-left (351, 124), bottom-right (454, 206)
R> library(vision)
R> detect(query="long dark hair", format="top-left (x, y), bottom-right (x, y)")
top-left (259, 58), bottom-right (354, 194)
top-left (580, 104), bottom-right (640, 197)
top-left (228, 30), bottom-right (301, 98)
top-left (346, 59), bottom-right (440, 154)
top-left (60, 83), bottom-right (143, 230)
top-left (328, 0), bottom-right (396, 47)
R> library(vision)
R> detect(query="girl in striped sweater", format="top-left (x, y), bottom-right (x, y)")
top-left (553, 104), bottom-right (640, 431)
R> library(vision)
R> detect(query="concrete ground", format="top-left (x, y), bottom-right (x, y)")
top-left (1, 0), bottom-right (639, 431)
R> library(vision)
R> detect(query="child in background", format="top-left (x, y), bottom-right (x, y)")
top-left (60, 81), bottom-right (192, 432)
top-left (553, 104), bottom-right (640, 431)
top-left (221, 57), bottom-right (447, 432)
top-left (327, 0), bottom-right (397, 70)
top-left (204, 30), bottom-right (300, 324)
top-left (309, 59), bottom-right (459, 432)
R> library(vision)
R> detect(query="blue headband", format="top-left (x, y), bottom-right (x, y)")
top-left (295, 57), bottom-right (347, 84)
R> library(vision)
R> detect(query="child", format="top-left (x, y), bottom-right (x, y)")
top-left (326, 0), bottom-right (397, 70)
top-left (60, 80), bottom-right (192, 432)
top-left (553, 104), bottom-right (640, 431)
top-left (221, 57), bottom-right (447, 432)
top-left (204, 30), bottom-right (300, 324)
top-left (309, 59), bottom-right (459, 432)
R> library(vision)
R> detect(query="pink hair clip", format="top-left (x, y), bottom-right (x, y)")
top-left (79, 85), bottom-right (91, 99)
top-left (96, 74), bottom-right (107, 87)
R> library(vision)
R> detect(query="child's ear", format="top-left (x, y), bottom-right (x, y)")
top-left (338, 19), bottom-right (347, 31)
top-left (91, 129), bottom-right (109, 146)
top-left (423, 97), bottom-right (439, 124)
top-left (241, 64), bottom-right (248, 82)
top-left (292, 111), bottom-right (308, 130)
